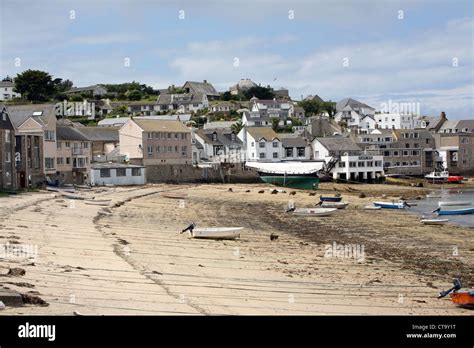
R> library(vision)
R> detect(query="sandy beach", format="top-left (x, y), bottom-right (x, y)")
top-left (0, 182), bottom-right (472, 315)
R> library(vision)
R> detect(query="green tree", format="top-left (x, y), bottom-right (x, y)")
top-left (298, 100), bottom-right (323, 116)
top-left (14, 70), bottom-right (57, 102)
top-left (321, 101), bottom-right (336, 118)
top-left (271, 118), bottom-right (280, 131)
top-left (243, 86), bottom-right (275, 100)
top-left (231, 120), bottom-right (244, 133)
top-left (128, 89), bottom-right (143, 101)
top-left (107, 105), bottom-right (128, 118)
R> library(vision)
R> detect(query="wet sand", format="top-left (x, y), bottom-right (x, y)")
top-left (0, 183), bottom-right (472, 315)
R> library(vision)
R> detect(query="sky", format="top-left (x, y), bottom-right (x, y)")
top-left (0, 0), bottom-right (473, 119)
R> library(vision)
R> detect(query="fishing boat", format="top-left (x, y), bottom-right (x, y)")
top-left (293, 207), bottom-right (337, 217)
top-left (425, 170), bottom-right (464, 183)
top-left (433, 207), bottom-right (474, 215)
top-left (245, 161), bottom-right (324, 190)
top-left (438, 201), bottom-right (471, 207)
top-left (84, 199), bottom-right (111, 206)
top-left (319, 201), bottom-right (349, 209)
top-left (420, 218), bottom-right (449, 225)
top-left (181, 223), bottom-right (242, 240)
top-left (162, 192), bottom-right (188, 199)
top-left (373, 201), bottom-right (407, 209)
top-left (439, 279), bottom-right (474, 309)
top-left (363, 205), bottom-right (381, 210)
top-left (320, 196), bottom-right (342, 202)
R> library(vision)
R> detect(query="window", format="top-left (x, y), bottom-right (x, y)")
top-left (1, 113), bottom-right (5, 121)
top-left (66, 157), bottom-right (71, 165)
top-left (273, 152), bottom-right (278, 159)
top-left (412, 150), bottom-right (420, 156)
top-left (83, 142), bottom-right (89, 148)
top-left (100, 169), bottom-right (111, 177)
top-left (297, 147), bottom-right (305, 157)
top-left (405, 143), bottom-right (410, 148)
top-left (273, 142), bottom-right (278, 148)
top-left (414, 143), bottom-right (419, 148)
top-left (375, 161), bottom-right (382, 167)
top-left (403, 150), bottom-right (409, 156)
top-left (393, 150), bottom-right (399, 156)
top-left (339, 161), bottom-right (346, 168)
top-left (167, 146), bottom-right (172, 152)
top-left (116, 168), bottom-right (126, 177)
top-left (181, 146), bottom-right (187, 156)
top-left (132, 168), bottom-right (141, 176)
top-left (366, 161), bottom-right (373, 167)
top-left (286, 148), bottom-right (293, 157)
top-left (147, 145), bottom-right (153, 155)
top-left (156, 146), bottom-right (160, 153)
top-left (5, 130), bottom-right (10, 142)
top-left (57, 157), bottom-right (63, 165)
top-left (65, 142), bottom-right (70, 148)
top-left (147, 132), bottom-right (153, 139)
top-left (174, 133), bottom-right (179, 140)
top-left (44, 130), bottom-right (55, 141)
top-left (461, 137), bottom-right (469, 144)
top-left (358, 161), bottom-right (365, 167)
top-left (175, 146), bottom-right (178, 152)
top-left (154, 132), bottom-right (159, 139)
top-left (349, 162), bottom-right (357, 168)
top-left (259, 142), bottom-right (266, 148)
top-left (259, 153), bottom-right (266, 159)
top-left (251, 142), bottom-right (255, 147)
top-left (167, 133), bottom-right (171, 139)
top-left (5, 152), bottom-right (11, 163)
top-left (57, 141), bottom-right (62, 149)
top-left (426, 139), bottom-right (430, 144)
top-left (45, 157), bottom-right (55, 169)
top-left (414, 133), bottom-right (419, 138)
top-left (383, 151), bottom-right (390, 157)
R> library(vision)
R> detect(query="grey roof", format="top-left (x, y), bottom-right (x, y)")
top-left (196, 129), bottom-right (242, 146)
top-left (6, 104), bottom-right (56, 128)
top-left (0, 80), bottom-right (14, 87)
top-left (77, 127), bottom-right (119, 142)
top-left (156, 93), bottom-right (205, 105)
top-left (304, 94), bottom-right (324, 103)
top-left (454, 119), bottom-right (474, 133)
top-left (336, 98), bottom-right (374, 112)
top-left (65, 84), bottom-right (106, 94)
top-left (203, 121), bottom-right (236, 130)
top-left (57, 126), bottom-right (90, 141)
top-left (281, 137), bottom-right (308, 148)
top-left (183, 81), bottom-right (219, 96)
top-left (316, 136), bottom-right (362, 152)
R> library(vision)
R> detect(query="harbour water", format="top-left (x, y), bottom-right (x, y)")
top-left (408, 188), bottom-right (474, 227)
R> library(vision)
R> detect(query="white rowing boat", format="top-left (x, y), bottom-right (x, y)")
top-left (293, 207), bottom-right (337, 217)
top-left (363, 205), bottom-right (381, 210)
top-left (191, 227), bottom-right (243, 240)
top-left (84, 199), bottom-right (111, 206)
top-left (438, 201), bottom-right (471, 207)
top-left (420, 218), bottom-right (449, 225)
top-left (320, 202), bottom-right (349, 209)
top-left (426, 194), bottom-right (442, 198)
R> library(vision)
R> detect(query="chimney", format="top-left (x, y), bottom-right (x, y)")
top-left (440, 111), bottom-right (446, 119)
top-left (203, 80), bottom-right (207, 83)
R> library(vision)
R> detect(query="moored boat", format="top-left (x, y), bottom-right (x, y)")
top-left (438, 201), bottom-right (471, 207)
top-left (260, 175), bottom-right (320, 190)
top-left (293, 207), bottom-right (337, 217)
top-left (420, 218), bottom-right (449, 225)
top-left (425, 170), bottom-right (449, 182)
top-left (373, 201), bottom-right (407, 209)
top-left (180, 223), bottom-right (242, 240)
top-left (320, 196), bottom-right (342, 202)
top-left (320, 201), bottom-right (349, 209)
top-left (433, 207), bottom-right (474, 215)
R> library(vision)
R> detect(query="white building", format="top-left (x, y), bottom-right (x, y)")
top-left (375, 113), bottom-right (416, 130)
top-left (311, 136), bottom-right (384, 181)
top-left (280, 135), bottom-right (311, 160)
top-left (334, 98), bottom-right (376, 131)
top-left (90, 163), bottom-right (146, 186)
top-left (0, 80), bottom-right (20, 101)
top-left (238, 127), bottom-right (282, 162)
top-left (156, 93), bottom-right (209, 113)
top-left (250, 97), bottom-right (290, 118)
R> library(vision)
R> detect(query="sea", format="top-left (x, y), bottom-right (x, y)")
top-left (407, 188), bottom-right (474, 227)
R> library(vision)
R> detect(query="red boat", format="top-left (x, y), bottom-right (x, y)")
top-left (439, 279), bottom-right (474, 309)
top-left (447, 175), bottom-right (464, 183)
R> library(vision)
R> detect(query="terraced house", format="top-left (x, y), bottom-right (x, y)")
top-left (0, 104), bottom-right (16, 190)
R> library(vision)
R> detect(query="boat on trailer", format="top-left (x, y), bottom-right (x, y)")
top-left (433, 207), bottom-right (474, 215)
top-left (181, 223), bottom-right (242, 240)
top-left (293, 207), bottom-right (337, 217)
top-left (245, 161), bottom-right (324, 190)
top-left (438, 201), bottom-right (471, 207)
top-left (373, 201), bottom-right (407, 209)
top-left (320, 196), bottom-right (342, 202)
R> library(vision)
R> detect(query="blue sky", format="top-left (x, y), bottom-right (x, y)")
top-left (0, 0), bottom-right (472, 118)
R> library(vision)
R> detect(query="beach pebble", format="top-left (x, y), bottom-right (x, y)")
top-left (309, 192), bottom-right (317, 196)
top-left (258, 190), bottom-right (265, 194)
top-left (358, 192), bottom-right (366, 198)
top-left (270, 233), bottom-right (279, 241)
top-left (271, 189), bottom-right (278, 194)
top-left (228, 188), bottom-right (233, 192)
top-left (245, 190), bottom-right (251, 192)
top-left (289, 191), bottom-right (296, 196)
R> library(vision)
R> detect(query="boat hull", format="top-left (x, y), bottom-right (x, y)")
top-left (320, 196), bottom-right (342, 202)
top-left (320, 202), bottom-right (348, 209)
top-left (373, 201), bottom-right (406, 209)
top-left (260, 175), bottom-right (319, 190)
top-left (84, 200), bottom-right (111, 206)
top-left (191, 227), bottom-right (243, 240)
top-left (437, 208), bottom-right (474, 215)
top-left (421, 219), bottom-right (449, 225)
top-left (451, 291), bottom-right (474, 308)
top-left (293, 208), bottom-right (337, 216)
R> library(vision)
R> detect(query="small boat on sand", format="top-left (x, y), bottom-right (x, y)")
top-left (433, 207), bottom-right (474, 215)
top-left (363, 205), bottom-right (381, 210)
top-left (162, 192), bottom-right (188, 199)
top-left (320, 196), bottom-right (342, 202)
top-left (47, 186), bottom-right (76, 193)
top-left (75, 184), bottom-right (92, 190)
top-left (420, 218), bottom-right (449, 225)
top-left (439, 279), bottom-right (474, 309)
top-left (319, 201), bottom-right (349, 209)
top-left (181, 223), bottom-right (242, 240)
top-left (438, 201), bottom-right (471, 207)
top-left (373, 201), bottom-right (407, 209)
top-left (426, 193), bottom-right (442, 198)
top-left (61, 192), bottom-right (86, 200)
top-left (84, 199), bottom-right (111, 206)
top-left (293, 207), bottom-right (337, 217)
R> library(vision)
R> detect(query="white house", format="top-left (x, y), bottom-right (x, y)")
top-left (280, 135), bottom-right (311, 160)
top-left (375, 113), bottom-right (415, 130)
top-left (311, 136), bottom-right (384, 181)
top-left (0, 80), bottom-right (20, 101)
top-left (90, 163), bottom-right (145, 186)
top-left (194, 128), bottom-right (244, 163)
top-left (238, 127), bottom-right (282, 162)
top-left (156, 93), bottom-right (209, 113)
top-left (334, 98), bottom-right (376, 131)
top-left (250, 97), bottom-right (290, 118)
